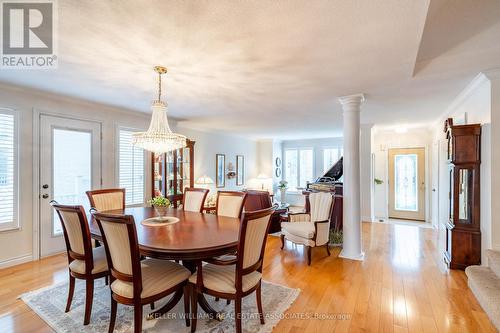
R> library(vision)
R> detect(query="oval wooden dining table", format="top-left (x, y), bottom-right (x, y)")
top-left (89, 206), bottom-right (240, 320)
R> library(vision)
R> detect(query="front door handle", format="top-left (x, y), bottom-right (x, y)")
top-left (42, 194), bottom-right (49, 199)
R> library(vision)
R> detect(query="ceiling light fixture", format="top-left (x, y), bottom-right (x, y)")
top-left (132, 66), bottom-right (187, 154)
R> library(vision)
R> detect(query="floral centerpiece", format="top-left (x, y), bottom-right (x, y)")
top-left (148, 195), bottom-right (171, 220)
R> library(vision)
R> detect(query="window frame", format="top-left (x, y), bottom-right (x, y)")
top-left (0, 108), bottom-right (19, 232)
top-left (322, 146), bottom-right (343, 173)
top-left (116, 126), bottom-right (147, 207)
top-left (284, 147), bottom-right (314, 191)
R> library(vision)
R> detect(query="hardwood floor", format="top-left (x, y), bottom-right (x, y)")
top-left (0, 222), bottom-right (495, 332)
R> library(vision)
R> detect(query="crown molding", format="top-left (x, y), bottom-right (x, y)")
top-left (482, 68), bottom-right (500, 80)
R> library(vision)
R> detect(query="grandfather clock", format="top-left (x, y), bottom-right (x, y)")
top-left (443, 118), bottom-right (481, 270)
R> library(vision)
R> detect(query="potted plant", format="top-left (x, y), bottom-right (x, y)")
top-left (148, 195), bottom-right (171, 220)
top-left (278, 180), bottom-right (288, 204)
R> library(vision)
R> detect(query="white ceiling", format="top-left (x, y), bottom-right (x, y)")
top-left (1, 0), bottom-right (500, 139)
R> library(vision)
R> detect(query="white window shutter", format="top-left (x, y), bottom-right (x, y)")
top-left (119, 129), bottom-right (145, 205)
top-left (0, 111), bottom-right (17, 229)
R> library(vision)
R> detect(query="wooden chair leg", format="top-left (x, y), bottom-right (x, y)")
top-left (83, 279), bottom-right (94, 325)
top-left (190, 285), bottom-right (198, 333)
top-left (183, 285), bottom-right (190, 327)
top-left (256, 282), bottom-right (265, 324)
top-left (108, 296), bottom-right (117, 333)
top-left (306, 246), bottom-right (312, 266)
top-left (150, 302), bottom-right (155, 310)
top-left (325, 243), bottom-right (331, 256)
top-left (226, 299), bottom-right (231, 305)
top-left (133, 303), bottom-right (143, 333)
top-left (235, 296), bottom-right (242, 333)
top-left (280, 234), bottom-right (285, 249)
top-left (65, 275), bottom-right (75, 313)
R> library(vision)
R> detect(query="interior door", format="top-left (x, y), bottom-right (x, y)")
top-left (388, 148), bottom-right (425, 221)
top-left (39, 115), bottom-right (101, 257)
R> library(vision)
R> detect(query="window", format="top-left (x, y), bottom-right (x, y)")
top-left (323, 147), bottom-right (343, 172)
top-left (118, 129), bottom-right (145, 205)
top-left (0, 109), bottom-right (18, 230)
top-left (284, 148), bottom-right (313, 190)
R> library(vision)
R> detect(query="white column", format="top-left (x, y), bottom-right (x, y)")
top-left (339, 93), bottom-right (365, 261)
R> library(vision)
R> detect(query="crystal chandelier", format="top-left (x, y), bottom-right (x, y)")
top-left (132, 66), bottom-right (187, 154)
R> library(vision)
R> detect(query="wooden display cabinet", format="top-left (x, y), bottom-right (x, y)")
top-left (151, 139), bottom-right (195, 208)
top-left (443, 119), bottom-right (481, 270)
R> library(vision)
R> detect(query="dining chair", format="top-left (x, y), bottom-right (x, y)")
top-left (189, 207), bottom-right (274, 333)
top-left (280, 191), bottom-right (334, 265)
top-left (216, 191), bottom-right (247, 218)
top-left (50, 201), bottom-right (109, 325)
top-left (244, 190), bottom-right (274, 212)
top-left (183, 188), bottom-right (209, 213)
top-left (92, 211), bottom-right (191, 333)
top-left (86, 188), bottom-right (126, 212)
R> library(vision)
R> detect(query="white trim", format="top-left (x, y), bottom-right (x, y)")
top-left (0, 107), bottom-right (20, 232)
top-left (433, 72), bottom-right (489, 128)
top-left (0, 254), bottom-right (33, 269)
top-left (483, 68), bottom-right (500, 81)
top-left (361, 215), bottom-right (374, 223)
top-left (32, 108), bottom-right (41, 260)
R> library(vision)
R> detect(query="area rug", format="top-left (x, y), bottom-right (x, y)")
top-left (21, 278), bottom-right (300, 333)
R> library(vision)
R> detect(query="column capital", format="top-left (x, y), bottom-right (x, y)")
top-left (338, 93), bottom-right (365, 109)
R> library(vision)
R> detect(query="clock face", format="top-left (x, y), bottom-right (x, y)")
top-left (275, 157), bottom-right (281, 167)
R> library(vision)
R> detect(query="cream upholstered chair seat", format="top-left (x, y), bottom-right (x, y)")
top-left (111, 258), bottom-right (191, 299)
top-left (69, 246), bottom-right (108, 275)
top-left (189, 264), bottom-right (262, 293)
top-left (281, 222), bottom-right (315, 239)
top-left (280, 192), bottom-right (334, 265)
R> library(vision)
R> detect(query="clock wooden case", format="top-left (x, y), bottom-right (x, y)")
top-left (443, 118), bottom-right (481, 270)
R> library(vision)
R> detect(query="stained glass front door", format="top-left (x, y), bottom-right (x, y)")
top-left (388, 148), bottom-right (426, 221)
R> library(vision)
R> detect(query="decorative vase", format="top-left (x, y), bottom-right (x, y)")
top-left (280, 188), bottom-right (287, 204)
top-left (153, 206), bottom-right (169, 220)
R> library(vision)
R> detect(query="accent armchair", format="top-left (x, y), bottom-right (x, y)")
top-left (280, 192), bottom-right (334, 265)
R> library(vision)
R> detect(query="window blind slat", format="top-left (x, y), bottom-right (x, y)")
top-left (119, 129), bottom-right (145, 205)
top-left (0, 112), bottom-right (16, 226)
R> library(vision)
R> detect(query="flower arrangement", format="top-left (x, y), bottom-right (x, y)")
top-left (148, 195), bottom-right (171, 207)
top-left (148, 195), bottom-right (171, 220)
top-left (278, 180), bottom-right (288, 190)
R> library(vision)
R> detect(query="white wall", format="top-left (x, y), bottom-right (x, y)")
top-left (360, 124), bottom-right (374, 222)
top-left (373, 127), bottom-right (433, 222)
top-left (176, 126), bottom-right (258, 194)
top-left (0, 83), bottom-right (260, 267)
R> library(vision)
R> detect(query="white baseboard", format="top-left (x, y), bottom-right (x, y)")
top-left (0, 254), bottom-right (33, 269)
top-left (361, 216), bottom-right (375, 223)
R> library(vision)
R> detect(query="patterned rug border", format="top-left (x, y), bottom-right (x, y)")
top-left (20, 279), bottom-right (301, 333)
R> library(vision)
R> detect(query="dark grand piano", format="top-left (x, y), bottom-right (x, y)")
top-left (303, 157), bottom-right (343, 230)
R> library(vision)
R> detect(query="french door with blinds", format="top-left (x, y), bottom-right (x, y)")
top-left (39, 115), bottom-right (102, 257)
